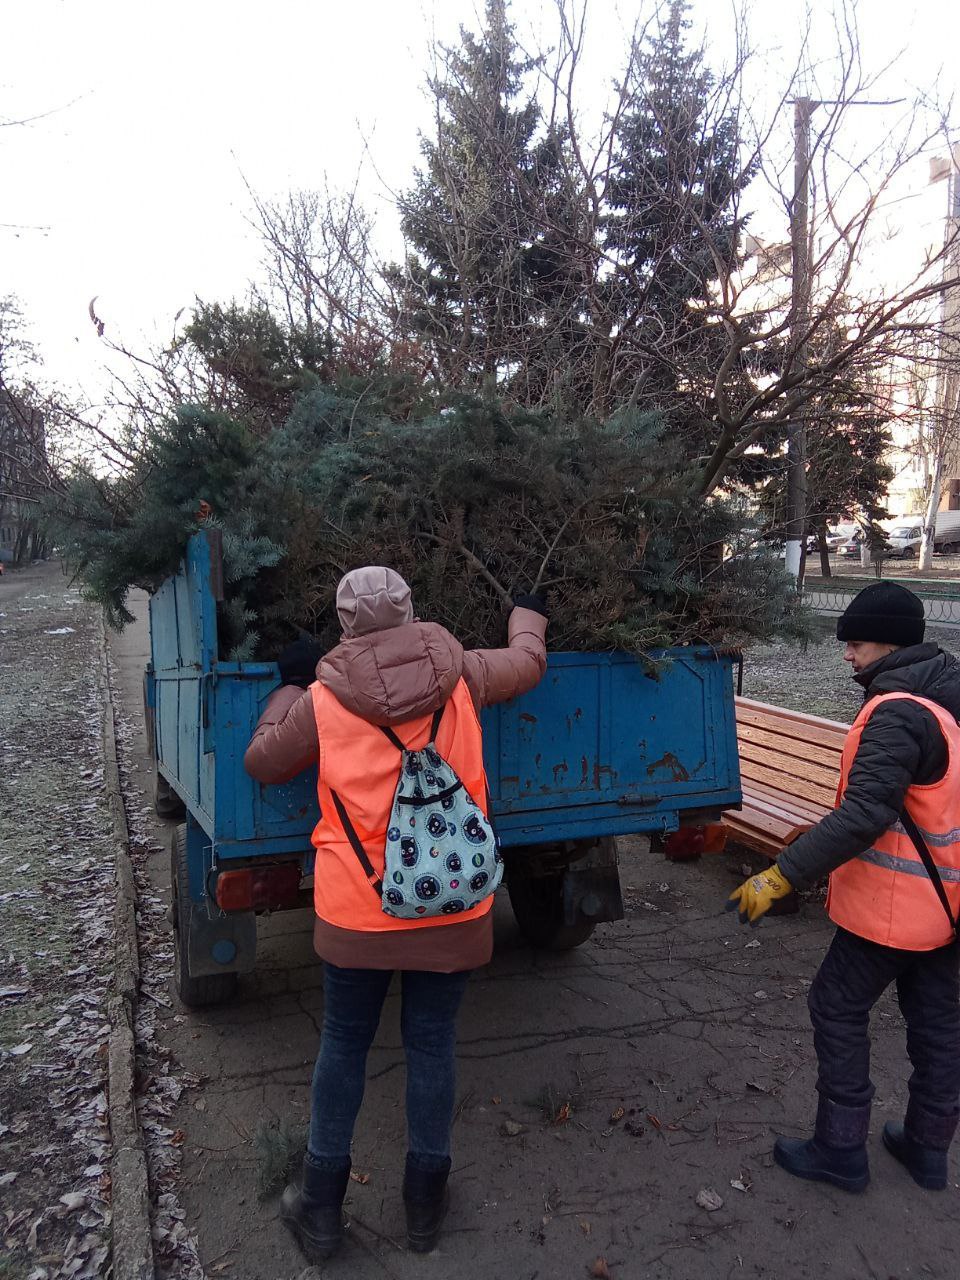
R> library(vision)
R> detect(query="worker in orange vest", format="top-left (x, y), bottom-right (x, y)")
top-left (728, 582), bottom-right (960, 1192)
top-left (245, 567), bottom-right (547, 1261)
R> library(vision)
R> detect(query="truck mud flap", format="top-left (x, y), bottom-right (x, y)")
top-left (175, 821), bottom-right (257, 979)
top-left (186, 902), bottom-right (257, 977)
top-left (562, 837), bottom-right (624, 926)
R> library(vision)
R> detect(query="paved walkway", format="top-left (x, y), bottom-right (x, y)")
top-left (107, 596), bottom-right (959, 1280)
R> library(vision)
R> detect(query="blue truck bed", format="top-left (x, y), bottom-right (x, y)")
top-left (148, 532), bottom-right (740, 853)
top-left (147, 531), bottom-right (742, 1000)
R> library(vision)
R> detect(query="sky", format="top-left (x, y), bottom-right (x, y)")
top-left (2, 0), bottom-right (959, 405)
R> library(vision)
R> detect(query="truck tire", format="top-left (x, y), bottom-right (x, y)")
top-left (171, 825), bottom-right (238, 1007)
top-left (506, 865), bottom-right (596, 951)
top-left (155, 769), bottom-right (186, 819)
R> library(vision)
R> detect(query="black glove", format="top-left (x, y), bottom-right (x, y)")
top-left (512, 593), bottom-right (548, 619)
top-left (276, 638), bottom-right (324, 688)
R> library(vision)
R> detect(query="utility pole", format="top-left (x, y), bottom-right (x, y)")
top-left (919, 151), bottom-right (960, 572)
top-left (785, 97), bottom-right (815, 585)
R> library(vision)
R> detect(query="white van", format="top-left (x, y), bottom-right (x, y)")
top-left (934, 511), bottom-right (960, 554)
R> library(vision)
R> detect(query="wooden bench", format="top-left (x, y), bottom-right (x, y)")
top-left (721, 697), bottom-right (849, 858)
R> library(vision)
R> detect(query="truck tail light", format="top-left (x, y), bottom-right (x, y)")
top-left (215, 864), bottom-right (302, 912)
top-left (663, 823), bottom-right (728, 861)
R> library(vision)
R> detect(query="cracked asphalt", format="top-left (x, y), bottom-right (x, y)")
top-left (107, 596), bottom-right (959, 1280)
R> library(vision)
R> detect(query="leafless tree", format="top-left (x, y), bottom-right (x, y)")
top-left (0, 297), bottom-right (60, 559)
top-left (521, 3), bottom-right (960, 499)
top-left (248, 180), bottom-right (427, 380)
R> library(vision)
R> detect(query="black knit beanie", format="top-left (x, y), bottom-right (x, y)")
top-left (835, 581), bottom-right (925, 646)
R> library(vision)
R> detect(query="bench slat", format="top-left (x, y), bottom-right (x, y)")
top-left (736, 722), bottom-right (843, 769)
top-left (722, 831), bottom-right (782, 857)
top-left (741, 778), bottom-right (832, 823)
top-left (738, 741), bottom-right (840, 791)
top-left (736, 704), bottom-right (848, 754)
top-left (736, 715), bottom-right (847, 757)
top-left (721, 816), bottom-right (790, 856)
top-left (736, 696), bottom-right (849, 734)
top-left (732, 805), bottom-right (810, 842)
top-left (739, 758), bottom-right (837, 813)
top-left (739, 789), bottom-right (826, 826)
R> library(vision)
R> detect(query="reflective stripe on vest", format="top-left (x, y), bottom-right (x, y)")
top-left (827, 692), bottom-right (960, 950)
top-left (309, 678), bottom-right (494, 933)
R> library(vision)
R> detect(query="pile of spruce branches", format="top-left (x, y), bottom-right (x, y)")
top-left (49, 384), bottom-right (808, 659)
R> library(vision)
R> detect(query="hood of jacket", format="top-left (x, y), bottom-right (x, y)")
top-left (857, 643), bottom-right (960, 721)
top-left (316, 620), bottom-right (465, 725)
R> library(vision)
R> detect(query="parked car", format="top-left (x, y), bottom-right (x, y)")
top-left (839, 524), bottom-right (924, 560)
top-left (839, 532), bottom-right (865, 558)
top-left (885, 524), bottom-right (923, 557)
top-left (818, 524), bottom-right (858, 552)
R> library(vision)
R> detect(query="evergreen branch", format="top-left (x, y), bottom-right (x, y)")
top-left (416, 531), bottom-right (513, 606)
top-left (531, 508), bottom-right (579, 593)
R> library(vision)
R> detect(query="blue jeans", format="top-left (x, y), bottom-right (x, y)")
top-left (307, 963), bottom-right (470, 1173)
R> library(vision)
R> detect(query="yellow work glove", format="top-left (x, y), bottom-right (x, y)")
top-left (726, 864), bottom-right (793, 926)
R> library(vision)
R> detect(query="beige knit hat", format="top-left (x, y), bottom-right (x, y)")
top-left (336, 566), bottom-right (414, 638)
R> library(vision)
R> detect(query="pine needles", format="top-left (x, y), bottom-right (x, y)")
top-left (253, 1117), bottom-right (306, 1200)
top-left (49, 383), bottom-right (810, 657)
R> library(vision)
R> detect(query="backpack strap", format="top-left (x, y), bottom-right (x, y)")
top-left (334, 705), bottom-right (449, 901)
top-left (429, 704), bottom-right (444, 742)
top-left (378, 704), bottom-right (446, 751)
top-left (900, 806), bottom-right (960, 939)
top-left (328, 789), bottom-right (383, 898)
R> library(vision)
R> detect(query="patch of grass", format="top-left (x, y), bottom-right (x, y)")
top-left (253, 1116), bottom-right (307, 1200)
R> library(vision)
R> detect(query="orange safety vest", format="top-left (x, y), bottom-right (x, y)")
top-left (309, 678), bottom-right (494, 933)
top-left (827, 692), bottom-right (960, 950)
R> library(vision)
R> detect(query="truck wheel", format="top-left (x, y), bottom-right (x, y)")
top-left (155, 769), bottom-right (186, 819)
top-left (171, 825), bottom-right (238, 1007)
top-left (506, 866), bottom-right (596, 951)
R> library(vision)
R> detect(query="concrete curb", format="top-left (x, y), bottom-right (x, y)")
top-left (100, 614), bottom-right (156, 1280)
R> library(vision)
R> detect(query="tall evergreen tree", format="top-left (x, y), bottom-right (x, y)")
top-left (391, 0), bottom-right (549, 393)
top-left (600, 0), bottom-right (756, 424)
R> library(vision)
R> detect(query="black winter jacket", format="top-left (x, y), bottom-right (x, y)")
top-left (777, 644), bottom-right (960, 890)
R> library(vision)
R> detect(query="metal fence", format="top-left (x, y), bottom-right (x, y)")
top-left (806, 585), bottom-right (960, 627)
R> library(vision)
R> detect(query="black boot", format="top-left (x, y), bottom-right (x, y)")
top-left (280, 1157), bottom-right (350, 1262)
top-left (403, 1155), bottom-right (450, 1253)
top-left (882, 1101), bottom-right (957, 1191)
top-left (774, 1096), bottom-right (870, 1192)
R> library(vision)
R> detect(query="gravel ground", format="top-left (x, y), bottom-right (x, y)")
top-left (740, 620), bottom-right (960, 723)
